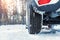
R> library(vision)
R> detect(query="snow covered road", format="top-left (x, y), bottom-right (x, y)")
top-left (0, 24), bottom-right (60, 40)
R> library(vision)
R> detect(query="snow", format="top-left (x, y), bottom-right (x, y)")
top-left (0, 24), bottom-right (60, 40)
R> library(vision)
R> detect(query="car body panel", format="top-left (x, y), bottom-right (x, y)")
top-left (35, 0), bottom-right (59, 6)
top-left (31, 0), bottom-right (60, 12)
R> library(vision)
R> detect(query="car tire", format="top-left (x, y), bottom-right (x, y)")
top-left (26, 4), bottom-right (42, 34)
